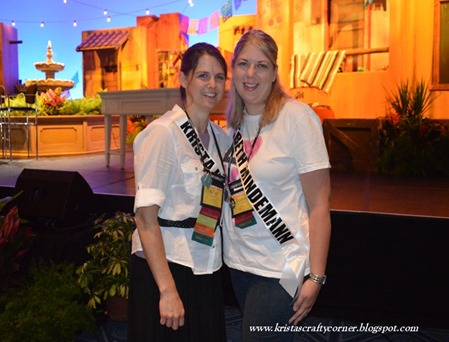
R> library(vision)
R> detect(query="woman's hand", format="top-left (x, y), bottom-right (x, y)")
top-left (136, 205), bottom-right (185, 330)
top-left (290, 168), bottom-right (331, 325)
top-left (288, 279), bottom-right (321, 325)
top-left (159, 287), bottom-right (185, 330)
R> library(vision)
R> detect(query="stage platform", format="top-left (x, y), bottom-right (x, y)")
top-left (1, 148), bottom-right (449, 218)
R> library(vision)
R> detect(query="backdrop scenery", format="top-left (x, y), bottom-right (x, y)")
top-left (1, 0), bottom-right (256, 98)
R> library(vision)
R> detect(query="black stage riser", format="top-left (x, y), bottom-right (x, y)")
top-left (15, 168), bottom-right (94, 227)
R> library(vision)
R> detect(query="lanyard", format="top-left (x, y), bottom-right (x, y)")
top-left (181, 111), bottom-right (226, 246)
top-left (185, 111), bottom-right (225, 178)
top-left (246, 125), bottom-right (262, 161)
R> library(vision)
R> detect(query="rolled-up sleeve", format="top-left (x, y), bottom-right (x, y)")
top-left (133, 124), bottom-right (176, 212)
top-left (134, 188), bottom-right (166, 212)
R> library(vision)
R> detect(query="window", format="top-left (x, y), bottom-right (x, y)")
top-left (329, 0), bottom-right (389, 72)
top-left (432, 0), bottom-right (449, 90)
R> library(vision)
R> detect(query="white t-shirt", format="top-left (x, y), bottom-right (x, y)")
top-left (223, 99), bottom-right (331, 279)
top-left (133, 105), bottom-right (231, 275)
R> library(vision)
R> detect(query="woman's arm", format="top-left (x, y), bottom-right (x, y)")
top-left (135, 205), bottom-right (185, 330)
top-left (289, 168), bottom-right (331, 325)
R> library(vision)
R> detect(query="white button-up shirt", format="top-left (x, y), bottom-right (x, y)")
top-left (132, 105), bottom-right (230, 274)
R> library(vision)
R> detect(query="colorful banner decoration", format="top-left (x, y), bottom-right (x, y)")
top-left (188, 19), bottom-right (199, 35)
top-left (209, 10), bottom-right (220, 31)
top-left (187, 0), bottom-right (247, 35)
top-left (221, 0), bottom-right (233, 23)
top-left (197, 17), bottom-right (208, 34)
top-left (180, 14), bottom-right (189, 34)
top-left (234, 0), bottom-right (243, 11)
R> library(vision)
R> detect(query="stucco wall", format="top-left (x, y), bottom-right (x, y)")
top-left (255, 0), bottom-right (449, 119)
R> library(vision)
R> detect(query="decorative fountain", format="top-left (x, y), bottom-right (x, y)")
top-left (11, 42), bottom-right (121, 159)
top-left (25, 41), bottom-right (74, 92)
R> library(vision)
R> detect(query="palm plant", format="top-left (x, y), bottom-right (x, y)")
top-left (379, 79), bottom-right (449, 176)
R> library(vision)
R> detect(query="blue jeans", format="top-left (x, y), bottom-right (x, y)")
top-left (230, 268), bottom-right (295, 342)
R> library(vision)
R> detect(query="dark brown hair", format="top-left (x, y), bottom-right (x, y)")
top-left (180, 42), bottom-right (227, 104)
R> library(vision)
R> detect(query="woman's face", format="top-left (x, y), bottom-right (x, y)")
top-left (181, 54), bottom-right (226, 115)
top-left (232, 43), bottom-right (277, 115)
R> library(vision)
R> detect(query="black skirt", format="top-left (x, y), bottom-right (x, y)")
top-left (128, 254), bottom-right (226, 342)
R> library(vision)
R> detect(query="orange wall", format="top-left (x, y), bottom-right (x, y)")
top-left (120, 26), bottom-right (148, 90)
top-left (218, 14), bottom-right (257, 74)
top-left (252, 0), bottom-right (449, 120)
top-left (137, 13), bottom-right (188, 88)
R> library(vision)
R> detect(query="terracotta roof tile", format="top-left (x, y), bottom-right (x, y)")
top-left (76, 30), bottom-right (129, 51)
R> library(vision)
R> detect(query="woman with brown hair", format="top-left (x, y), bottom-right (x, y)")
top-left (129, 42), bottom-right (229, 341)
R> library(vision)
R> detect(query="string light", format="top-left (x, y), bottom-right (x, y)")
top-left (2, 0), bottom-right (248, 30)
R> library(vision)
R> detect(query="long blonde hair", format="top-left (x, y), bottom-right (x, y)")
top-left (226, 30), bottom-right (290, 129)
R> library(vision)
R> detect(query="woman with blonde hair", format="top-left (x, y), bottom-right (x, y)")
top-left (223, 30), bottom-right (332, 341)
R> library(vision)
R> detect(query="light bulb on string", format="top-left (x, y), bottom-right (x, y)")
top-left (1, 0), bottom-right (237, 31)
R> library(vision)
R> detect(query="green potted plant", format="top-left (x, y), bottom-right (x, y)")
top-left (378, 79), bottom-right (449, 176)
top-left (0, 261), bottom-right (95, 342)
top-left (76, 211), bottom-right (135, 321)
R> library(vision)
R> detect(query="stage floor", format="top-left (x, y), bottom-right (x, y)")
top-left (1, 149), bottom-right (449, 218)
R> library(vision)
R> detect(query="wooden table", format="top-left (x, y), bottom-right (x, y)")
top-left (99, 88), bottom-right (228, 169)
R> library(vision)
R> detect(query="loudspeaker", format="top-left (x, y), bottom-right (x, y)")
top-left (15, 168), bottom-right (94, 227)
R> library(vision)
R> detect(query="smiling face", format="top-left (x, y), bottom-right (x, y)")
top-left (232, 43), bottom-right (277, 115)
top-left (180, 54), bottom-right (226, 117)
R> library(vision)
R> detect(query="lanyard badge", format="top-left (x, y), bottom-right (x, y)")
top-left (228, 179), bottom-right (257, 228)
top-left (192, 173), bottom-right (225, 246)
top-left (176, 110), bottom-right (227, 246)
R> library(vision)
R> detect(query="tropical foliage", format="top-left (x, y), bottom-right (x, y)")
top-left (0, 194), bottom-right (34, 293)
top-left (378, 80), bottom-right (449, 176)
top-left (4, 87), bottom-right (102, 116)
top-left (126, 115), bottom-right (148, 145)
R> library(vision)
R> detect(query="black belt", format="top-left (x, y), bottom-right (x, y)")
top-left (157, 217), bottom-right (196, 228)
